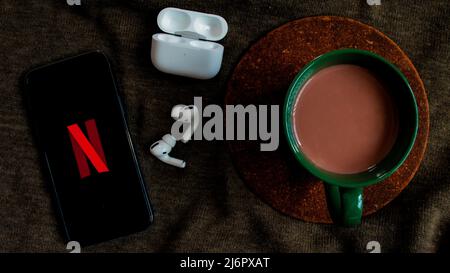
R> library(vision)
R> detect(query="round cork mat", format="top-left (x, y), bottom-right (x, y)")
top-left (225, 16), bottom-right (429, 223)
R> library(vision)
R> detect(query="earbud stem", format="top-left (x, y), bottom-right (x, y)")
top-left (163, 156), bottom-right (186, 168)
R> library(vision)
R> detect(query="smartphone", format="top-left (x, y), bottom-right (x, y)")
top-left (24, 51), bottom-right (153, 246)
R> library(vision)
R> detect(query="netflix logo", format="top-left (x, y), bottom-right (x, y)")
top-left (67, 119), bottom-right (109, 179)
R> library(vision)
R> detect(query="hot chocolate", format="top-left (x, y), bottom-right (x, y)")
top-left (293, 64), bottom-right (398, 174)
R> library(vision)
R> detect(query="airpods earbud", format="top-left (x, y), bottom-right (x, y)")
top-left (150, 104), bottom-right (199, 168)
top-left (150, 134), bottom-right (186, 168)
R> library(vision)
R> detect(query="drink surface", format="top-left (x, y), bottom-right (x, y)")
top-left (293, 64), bottom-right (399, 174)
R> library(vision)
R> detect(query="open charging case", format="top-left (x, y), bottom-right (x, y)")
top-left (151, 7), bottom-right (228, 79)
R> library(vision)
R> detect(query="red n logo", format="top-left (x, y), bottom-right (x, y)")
top-left (67, 119), bottom-right (109, 179)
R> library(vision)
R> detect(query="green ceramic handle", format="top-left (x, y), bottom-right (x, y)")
top-left (325, 185), bottom-right (363, 226)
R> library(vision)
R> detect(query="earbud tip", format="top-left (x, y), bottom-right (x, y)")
top-left (162, 134), bottom-right (176, 147)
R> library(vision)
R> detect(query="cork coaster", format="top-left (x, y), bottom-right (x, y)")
top-left (225, 16), bottom-right (429, 223)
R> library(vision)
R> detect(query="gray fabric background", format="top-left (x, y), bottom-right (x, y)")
top-left (0, 0), bottom-right (448, 252)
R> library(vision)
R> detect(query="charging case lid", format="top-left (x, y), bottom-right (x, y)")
top-left (157, 7), bottom-right (228, 41)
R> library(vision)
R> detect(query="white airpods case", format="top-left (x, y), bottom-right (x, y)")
top-left (151, 7), bottom-right (228, 79)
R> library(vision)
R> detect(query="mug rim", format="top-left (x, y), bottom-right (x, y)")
top-left (283, 48), bottom-right (419, 188)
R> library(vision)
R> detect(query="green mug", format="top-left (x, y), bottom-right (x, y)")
top-left (283, 49), bottom-right (418, 226)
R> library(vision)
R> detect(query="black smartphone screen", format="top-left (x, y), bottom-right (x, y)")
top-left (24, 51), bottom-right (153, 246)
